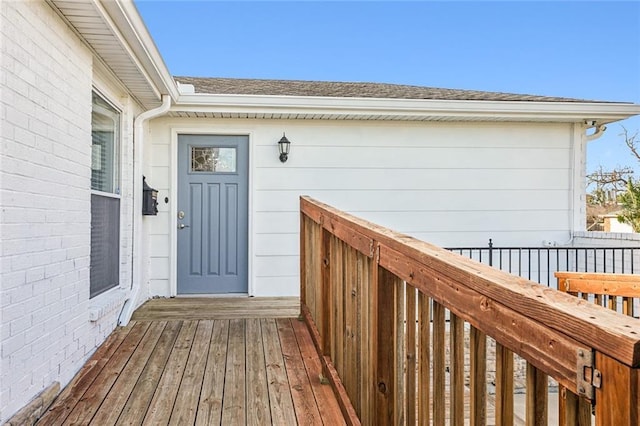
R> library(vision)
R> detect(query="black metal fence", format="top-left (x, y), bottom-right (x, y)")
top-left (447, 239), bottom-right (639, 289)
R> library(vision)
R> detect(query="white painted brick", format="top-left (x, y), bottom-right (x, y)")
top-left (0, 271), bottom-right (26, 289)
top-left (10, 288), bottom-right (39, 307)
top-left (0, 0), bottom-right (136, 421)
top-left (9, 316), bottom-right (32, 337)
top-left (1, 333), bottom-right (25, 358)
top-left (25, 267), bottom-right (45, 283)
top-left (5, 107), bottom-right (29, 130)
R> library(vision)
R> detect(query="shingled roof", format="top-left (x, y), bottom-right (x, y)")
top-left (174, 76), bottom-right (610, 103)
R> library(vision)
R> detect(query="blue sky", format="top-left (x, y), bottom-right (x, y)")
top-left (135, 0), bottom-right (640, 175)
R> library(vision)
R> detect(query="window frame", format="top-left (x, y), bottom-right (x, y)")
top-left (90, 89), bottom-right (123, 299)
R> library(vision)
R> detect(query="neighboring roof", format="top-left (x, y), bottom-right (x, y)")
top-left (174, 76), bottom-right (621, 104)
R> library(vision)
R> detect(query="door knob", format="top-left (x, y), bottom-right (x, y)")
top-left (178, 223), bottom-right (190, 229)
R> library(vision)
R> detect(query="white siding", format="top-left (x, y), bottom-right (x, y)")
top-left (148, 118), bottom-right (575, 298)
top-left (0, 1), bottom-right (138, 421)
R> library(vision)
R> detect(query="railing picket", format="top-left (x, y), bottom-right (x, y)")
top-left (433, 301), bottom-right (446, 426)
top-left (525, 363), bottom-right (547, 426)
top-left (559, 387), bottom-right (591, 426)
top-left (405, 286), bottom-right (417, 425)
top-left (300, 212), bottom-right (307, 308)
top-left (333, 236), bottom-right (345, 381)
top-left (321, 228), bottom-right (331, 356)
top-left (344, 247), bottom-right (359, 414)
top-left (495, 342), bottom-right (514, 426)
top-left (470, 326), bottom-right (487, 426)
top-left (395, 279), bottom-right (406, 425)
top-left (623, 296), bottom-right (633, 316)
top-left (417, 293), bottom-right (431, 425)
top-left (375, 267), bottom-right (400, 424)
top-left (358, 253), bottom-right (371, 421)
top-left (451, 312), bottom-right (465, 426)
top-left (363, 247), bottom-right (379, 426)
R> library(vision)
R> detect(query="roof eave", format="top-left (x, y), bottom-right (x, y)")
top-left (174, 93), bottom-right (640, 123)
top-left (48, 0), bottom-right (179, 108)
top-left (101, 0), bottom-right (179, 101)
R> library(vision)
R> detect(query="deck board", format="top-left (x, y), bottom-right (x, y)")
top-left (169, 320), bottom-right (213, 425)
top-left (38, 301), bottom-right (344, 425)
top-left (64, 321), bottom-right (151, 425)
top-left (142, 320), bottom-right (198, 424)
top-left (92, 321), bottom-right (166, 425)
top-left (277, 318), bottom-right (324, 425)
top-left (291, 317), bottom-right (347, 425)
top-left (245, 318), bottom-right (272, 425)
top-left (116, 320), bottom-right (182, 425)
top-left (132, 296), bottom-right (300, 320)
top-left (195, 320), bottom-right (228, 425)
top-left (221, 319), bottom-right (246, 424)
top-left (262, 318), bottom-right (298, 425)
top-left (38, 323), bottom-right (134, 426)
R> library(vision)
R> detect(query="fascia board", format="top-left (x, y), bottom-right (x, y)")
top-left (96, 0), bottom-right (179, 101)
top-left (175, 93), bottom-right (640, 123)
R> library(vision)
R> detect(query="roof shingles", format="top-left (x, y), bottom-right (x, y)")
top-left (174, 76), bottom-right (611, 103)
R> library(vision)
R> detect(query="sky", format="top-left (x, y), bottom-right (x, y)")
top-left (135, 0), bottom-right (640, 175)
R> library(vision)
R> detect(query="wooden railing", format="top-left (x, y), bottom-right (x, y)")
top-left (554, 272), bottom-right (640, 424)
top-left (299, 197), bottom-right (640, 426)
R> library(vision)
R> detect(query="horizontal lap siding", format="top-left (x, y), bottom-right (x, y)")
top-left (148, 118), bottom-right (574, 297)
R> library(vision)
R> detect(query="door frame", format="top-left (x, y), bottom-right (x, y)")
top-left (169, 128), bottom-right (254, 297)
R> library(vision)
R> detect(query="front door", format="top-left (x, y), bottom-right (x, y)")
top-left (177, 134), bottom-right (248, 294)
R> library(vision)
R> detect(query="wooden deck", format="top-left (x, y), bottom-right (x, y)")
top-left (37, 298), bottom-right (346, 425)
top-left (131, 296), bottom-right (301, 320)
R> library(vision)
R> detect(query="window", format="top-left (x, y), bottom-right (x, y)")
top-left (90, 92), bottom-right (120, 298)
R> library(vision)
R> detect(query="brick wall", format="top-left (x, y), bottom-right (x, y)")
top-left (0, 2), bottom-right (133, 421)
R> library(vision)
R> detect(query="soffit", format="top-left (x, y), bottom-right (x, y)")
top-left (168, 95), bottom-right (640, 124)
top-left (49, 0), bottom-right (163, 109)
top-left (164, 110), bottom-right (632, 123)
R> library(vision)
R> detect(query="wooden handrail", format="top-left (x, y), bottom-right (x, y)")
top-left (556, 271), bottom-right (640, 298)
top-left (300, 196), bottom-right (640, 425)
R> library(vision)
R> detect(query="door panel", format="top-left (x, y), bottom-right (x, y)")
top-left (177, 135), bottom-right (248, 294)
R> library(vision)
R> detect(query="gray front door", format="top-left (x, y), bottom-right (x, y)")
top-left (177, 134), bottom-right (248, 294)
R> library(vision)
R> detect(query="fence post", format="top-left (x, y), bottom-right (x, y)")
top-left (594, 353), bottom-right (639, 426)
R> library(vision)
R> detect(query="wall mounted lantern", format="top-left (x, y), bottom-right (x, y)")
top-left (142, 176), bottom-right (158, 215)
top-left (278, 133), bottom-right (291, 163)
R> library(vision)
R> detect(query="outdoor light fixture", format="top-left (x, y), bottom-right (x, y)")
top-left (278, 133), bottom-right (291, 163)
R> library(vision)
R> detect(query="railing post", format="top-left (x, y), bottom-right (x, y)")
top-left (594, 353), bottom-right (639, 426)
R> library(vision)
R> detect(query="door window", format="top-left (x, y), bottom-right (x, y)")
top-left (191, 146), bottom-right (237, 173)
